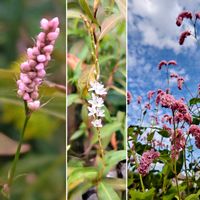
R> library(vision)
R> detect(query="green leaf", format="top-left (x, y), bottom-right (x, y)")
top-left (114, 0), bottom-right (126, 18)
top-left (68, 167), bottom-right (98, 191)
top-left (97, 181), bottom-right (120, 200)
top-left (98, 14), bottom-right (123, 41)
top-left (158, 130), bottom-right (170, 138)
top-left (79, 0), bottom-right (100, 26)
top-left (129, 188), bottom-right (155, 200)
top-left (91, 121), bottom-right (121, 144)
top-left (68, 94), bottom-right (81, 107)
top-left (103, 150), bottom-right (126, 175)
top-left (67, 10), bottom-right (84, 19)
top-left (189, 98), bottom-right (200, 106)
top-left (147, 131), bottom-right (155, 141)
top-left (68, 182), bottom-right (93, 200)
top-left (185, 189), bottom-right (200, 200)
top-left (70, 129), bottom-right (84, 141)
top-left (103, 178), bottom-right (126, 191)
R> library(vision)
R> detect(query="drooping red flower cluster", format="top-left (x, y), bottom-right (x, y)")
top-left (176, 11), bottom-right (192, 26)
top-left (158, 60), bottom-right (177, 70)
top-left (189, 125), bottom-right (200, 148)
top-left (138, 149), bottom-right (160, 176)
top-left (179, 31), bottom-right (191, 45)
top-left (127, 91), bottom-right (132, 104)
top-left (170, 73), bottom-right (185, 90)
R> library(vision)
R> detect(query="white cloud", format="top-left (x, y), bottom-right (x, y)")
top-left (128, 0), bottom-right (198, 52)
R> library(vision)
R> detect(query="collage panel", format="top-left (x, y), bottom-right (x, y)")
top-left (128, 1), bottom-right (200, 200)
top-left (67, 0), bottom-right (126, 199)
top-left (0, 1), bottom-right (66, 199)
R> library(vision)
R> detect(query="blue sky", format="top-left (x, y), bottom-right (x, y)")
top-left (128, 1), bottom-right (200, 163)
top-left (128, 0), bottom-right (200, 125)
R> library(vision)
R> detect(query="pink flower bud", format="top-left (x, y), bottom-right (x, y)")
top-left (23, 93), bottom-right (31, 101)
top-left (37, 54), bottom-right (46, 62)
top-left (37, 69), bottom-right (46, 78)
top-left (47, 31), bottom-right (59, 41)
top-left (17, 90), bottom-right (24, 97)
top-left (35, 63), bottom-right (44, 70)
top-left (20, 74), bottom-right (32, 84)
top-left (27, 48), bottom-right (35, 59)
top-left (46, 54), bottom-right (51, 61)
top-left (31, 92), bottom-right (39, 100)
top-left (29, 60), bottom-right (37, 67)
top-left (28, 72), bottom-right (37, 79)
top-left (49, 17), bottom-right (59, 29)
top-left (32, 47), bottom-right (40, 55)
top-left (28, 100), bottom-right (40, 111)
top-left (40, 18), bottom-right (49, 31)
top-left (37, 32), bottom-right (46, 42)
top-left (43, 45), bottom-right (54, 54)
top-left (20, 62), bottom-right (31, 72)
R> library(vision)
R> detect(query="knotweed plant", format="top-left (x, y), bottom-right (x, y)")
top-left (128, 9), bottom-right (200, 200)
top-left (67, 0), bottom-right (126, 199)
top-left (2, 17), bottom-right (60, 198)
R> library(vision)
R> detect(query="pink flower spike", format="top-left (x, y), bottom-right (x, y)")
top-left (168, 60), bottom-right (177, 66)
top-left (127, 91), bottom-right (132, 104)
top-left (147, 91), bottom-right (155, 100)
top-left (158, 60), bottom-right (167, 70)
top-left (40, 18), bottom-right (49, 31)
top-left (176, 11), bottom-right (192, 27)
top-left (137, 96), bottom-right (142, 104)
top-left (177, 76), bottom-right (184, 90)
top-left (179, 31), bottom-right (191, 45)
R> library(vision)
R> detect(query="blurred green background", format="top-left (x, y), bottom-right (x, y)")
top-left (0, 0), bottom-right (66, 200)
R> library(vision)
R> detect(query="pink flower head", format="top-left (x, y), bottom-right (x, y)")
top-left (158, 60), bottom-right (167, 70)
top-left (176, 11), bottom-right (192, 26)
top-left (170, 73), bottom-right (178, 78)
top-left (137, 96), bottom-right (142, 104)
top-left (179, 31), bottom-right (191, 45)
top-left (147, 90), bottom-right (155, 100)
top-left (189, 125), bottom-right (200, 148)
top-left (127, 91), bottom-right (132, 104)
top-left (145, 103), bottom-right (151, 110)
top-left (168, 60), bottom-right (177, 66)
top-left (177, 76), bottom-right (184, 90)
top-left (171, 129), bottom-right (186, 160)
top-left (17, 17), bottom-right (60, 111)
top-left (138, 149), bottom-right (160, 176)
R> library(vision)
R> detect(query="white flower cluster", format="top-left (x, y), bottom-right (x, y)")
top-left (88, 81), bottom-right (107, 127)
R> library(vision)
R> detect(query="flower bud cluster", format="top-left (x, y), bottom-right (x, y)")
top-left (138, 149), bottom-right (160, 176)
top-left (171, 129), bottom-right (186, 160)
top-left (17, 17), bottom-right (60, 111)
top-left (88, 81), bottom-right (107, 128)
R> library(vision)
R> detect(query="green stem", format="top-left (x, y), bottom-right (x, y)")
top-left (174, 160), bottom-right (181, 200)
top-left (183, 149), bottom-right (189, 194)
top-left (7, 102), bottom-right (31, 190)
top-left (97, 127), bottom-right (104, 159)
top-left (139, 174), bottom-right (145, 192)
